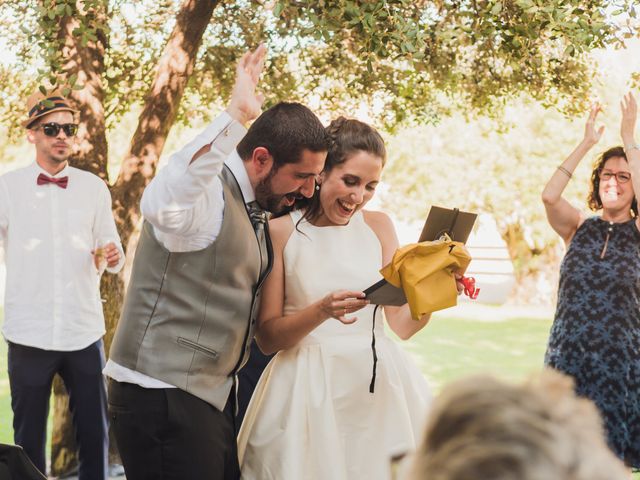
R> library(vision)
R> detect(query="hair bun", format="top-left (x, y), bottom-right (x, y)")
top-left (326, 116), bottom-right (350, 141)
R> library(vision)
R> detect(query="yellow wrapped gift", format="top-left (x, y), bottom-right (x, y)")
top-left (380, 235), bottom-right (471, 319)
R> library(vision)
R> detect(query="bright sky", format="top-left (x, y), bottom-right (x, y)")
top-left (0, 37), bottom-right (16, 65)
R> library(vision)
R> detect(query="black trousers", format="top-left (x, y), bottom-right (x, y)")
top-left (7, 340), bottom-right (108, 480)
top-left (108, 380), bottom-right (239, 480)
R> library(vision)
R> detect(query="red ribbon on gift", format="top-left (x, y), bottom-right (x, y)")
top-left (460, 275), bottom-right (480, 299)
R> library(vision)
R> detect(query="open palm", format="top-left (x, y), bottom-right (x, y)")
top-left (583, 102), bottom-right (604, 147)
top-left (621, 92), bottom-right (637, 145)
top-left (226, 44), bottom-right (267, 125)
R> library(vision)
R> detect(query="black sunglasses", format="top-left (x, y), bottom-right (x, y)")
top-left (35, 122), bottom-right (78, 137)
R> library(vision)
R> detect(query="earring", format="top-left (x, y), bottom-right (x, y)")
top-left (315, 184), bottom-right (320, 191)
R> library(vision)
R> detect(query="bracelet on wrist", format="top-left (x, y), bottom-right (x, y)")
top-left (625, 143), bottom-right (640, 154)
top-left (557, 166), bottom-right (573, 179)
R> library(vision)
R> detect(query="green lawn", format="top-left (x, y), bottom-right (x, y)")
top-left (0, 325), bottom-right (10, 445)
top-left (0, 306), bottom-right (553, 446)
top-left (0, 305), bottom-right (637, 478)
top-left (401, 308), bottom-right (639, 478)
top-left (405, 311), bottom-right (552, 390)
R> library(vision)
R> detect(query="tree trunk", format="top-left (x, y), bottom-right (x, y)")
top-left (50, 377), bottom-right (75, 475)
top-left (111, 0), bottom-right (221, 249)
top-left (50, 3), bottom-right (110, 476)
top-left (49, 0), bottom-right (219, 475)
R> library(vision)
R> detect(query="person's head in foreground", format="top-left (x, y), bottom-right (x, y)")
top-left (406, 369), bottom-right (628, 480)
top-left (301, 116), bottom-right (387, 226)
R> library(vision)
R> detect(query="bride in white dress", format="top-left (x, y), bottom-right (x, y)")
top-left (238, 118), bottom-right (434, 480)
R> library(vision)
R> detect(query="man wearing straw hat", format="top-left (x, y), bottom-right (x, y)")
top-left (0, 90), bottom-right (124, 479)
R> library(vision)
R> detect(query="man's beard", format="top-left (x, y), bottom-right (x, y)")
top-left (48, 146), bottom-right (71, 164)
top-left (254, 169), bottom-right (299, 215)
top-left (50, 154), bottom-right (68, 164)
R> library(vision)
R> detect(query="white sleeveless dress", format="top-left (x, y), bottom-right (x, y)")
top-left (238, 210), bottom-right (431, 480)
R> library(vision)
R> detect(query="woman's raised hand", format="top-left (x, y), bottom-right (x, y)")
top-left (621, 92), bottom-right (637, 147)
top-left (319, 290), bottom-right (369, 325)
top-left (583, 102), bottom-right (605, 147)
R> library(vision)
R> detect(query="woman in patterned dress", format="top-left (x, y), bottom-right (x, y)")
top-left (541, 93), bottom-right (640, 468)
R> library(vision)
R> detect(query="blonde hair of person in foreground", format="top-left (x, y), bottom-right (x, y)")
top-left (405, 369), bottom-right (628, 480)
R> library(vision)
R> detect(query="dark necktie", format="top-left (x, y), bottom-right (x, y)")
top-left (246, 201), bottom-right (272, 279)
top-left (37, 173), bottom-right (68, 189)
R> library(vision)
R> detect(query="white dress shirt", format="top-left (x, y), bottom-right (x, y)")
top-left (0, 162), bottom-right (124, 351)
top-left (103, 111), bottom-right (250, 387)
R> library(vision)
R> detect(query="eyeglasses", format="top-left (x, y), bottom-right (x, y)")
top-left (599, 170), bottom-right (631, 183)
top-left (34, 122), bottom-right (78, 137)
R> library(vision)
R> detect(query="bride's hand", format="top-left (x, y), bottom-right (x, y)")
top-left (319, 290), bottom-right (369, 324)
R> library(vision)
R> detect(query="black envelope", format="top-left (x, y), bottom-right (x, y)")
top-left (364, 206), bottom-right (477, 306)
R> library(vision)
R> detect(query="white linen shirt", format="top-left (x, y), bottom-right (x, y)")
top-left (0, 161), bottom-right (124, 351)
top-left (103, 111), bottom-right (250, 389)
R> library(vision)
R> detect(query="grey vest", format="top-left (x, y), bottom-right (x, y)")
top-left (109, 166), bottom-right (271, 408)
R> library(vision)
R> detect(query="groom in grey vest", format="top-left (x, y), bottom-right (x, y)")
top-left (104, 46), bottom-right (329, 480)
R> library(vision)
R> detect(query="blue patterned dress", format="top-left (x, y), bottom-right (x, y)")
top-left (545, 216), bottom-right (640, 467)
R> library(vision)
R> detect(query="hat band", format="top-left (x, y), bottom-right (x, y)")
top-left (28, 97), bottom-right (71, 118)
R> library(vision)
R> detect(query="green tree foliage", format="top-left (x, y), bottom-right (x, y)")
top-left (383, 102), bottom-right (583, 283)
top-left (1, 0), bottom-right (638, 140)
top-left (380, 40), bottom-right (640, 294)
top-left (270, 0), bottom-right (635, 126)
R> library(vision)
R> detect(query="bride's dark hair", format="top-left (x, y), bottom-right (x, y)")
top-left (298, 117), bottom-right (386, 224)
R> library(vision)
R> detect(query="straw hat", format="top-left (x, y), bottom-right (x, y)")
top-left (22, 89), bottom-right (78, 129)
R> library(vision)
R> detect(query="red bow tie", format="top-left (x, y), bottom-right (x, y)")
top-left (37, 173), bottom-right (68, 189)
